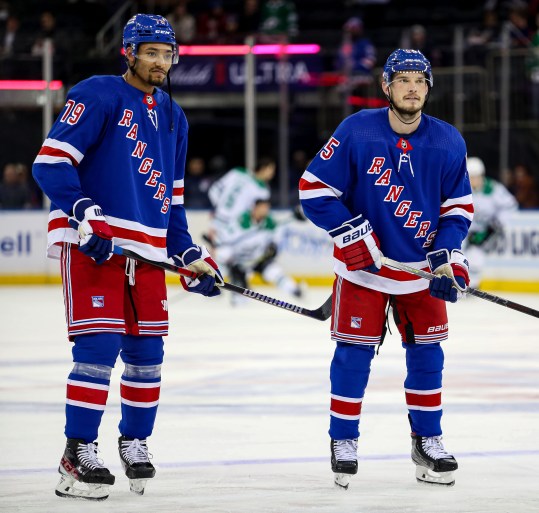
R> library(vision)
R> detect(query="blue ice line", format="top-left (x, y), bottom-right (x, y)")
top-left (2, 449), bottom-right (538, 476)
top-left (159, 449), bottom-right (539, 468)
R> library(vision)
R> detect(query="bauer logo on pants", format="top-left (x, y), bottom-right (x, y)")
top-left (92, 296), bottom-right (105, 308)
top-left (350, 316), bottom-right (362, 328)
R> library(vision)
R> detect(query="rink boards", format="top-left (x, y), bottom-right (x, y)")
top-left (0, 209), bottom-right (538, 292)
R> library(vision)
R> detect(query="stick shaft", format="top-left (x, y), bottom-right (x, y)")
top-left (113, 246), bottom-right (332, 321)
top-left (382, 257), bottom-right (539, 319)
top-left (113, 247), bottom-right (197, 278)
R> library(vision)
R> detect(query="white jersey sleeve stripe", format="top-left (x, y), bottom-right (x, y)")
top-left (106, 215), bottom-right (167, 238)
top-left (299, 170), bottom-right (343, 199)
top-left (441, 194), bottom-right (473, 207)
top-left (43, 138), bottom-right (84, 161)
top-left (172, 178), bottom-right (184, 205)
top-left (41, 138), bottom-right (84, 164)
top-left (440, 207), bottom-right (474, 221)
top-left (33, 155), bottom-right (75, 165)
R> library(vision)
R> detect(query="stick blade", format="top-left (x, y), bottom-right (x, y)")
top-left (310, 294), bottom-right (333, 321)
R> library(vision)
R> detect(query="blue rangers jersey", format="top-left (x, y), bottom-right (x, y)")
top-left (299, 107), bottom-right (474, 294)
top-left (33, 75), bottom-right (193, 261)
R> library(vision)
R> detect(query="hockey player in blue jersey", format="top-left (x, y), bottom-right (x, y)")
top-left (32, 14), bottom-right (223, 500)
top-left (299, 49), bottom-right (474, 489)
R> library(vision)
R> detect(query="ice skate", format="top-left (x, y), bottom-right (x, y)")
top-left (55, 438), bottom-right (115, 501)
top-left (330, 438), bottom-right (358, 490)
top-left (411, 434), bottom-right (458, 486)
top-left (118, 436), bottom-right (156, 495)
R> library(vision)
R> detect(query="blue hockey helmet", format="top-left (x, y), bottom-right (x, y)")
top-left (123, 14), bottom-right (179, 63)
top-left (382, 49), bottom-right (433, 87)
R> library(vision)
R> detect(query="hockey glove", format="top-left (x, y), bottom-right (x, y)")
top-left (329, 214), bottom-right (382, 272)
top-left (174, 244), bottom-right (223, 297)
top-left (427, 249), bottom-right (470, 303)
top-left (68, 198), bottom-right (114, 265)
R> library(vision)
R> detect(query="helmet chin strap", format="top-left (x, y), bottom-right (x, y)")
top-left (389, 105), bottom-right (422, 125)
top-left (384, 83), bottom-right (431, 126)
top-left (166, 72), bottom-right (173, 132)
top-left (384, 88), bottom-right (421, 125)
top-left (126, 50), bottom-right (139, 79)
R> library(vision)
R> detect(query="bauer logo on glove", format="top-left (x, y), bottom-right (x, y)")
top-left (342, 221), bottom-right (373, 244)
top-left (68, 198), bottom-right (114, 265)
top-left (329, 214), bottom-right (382, 273)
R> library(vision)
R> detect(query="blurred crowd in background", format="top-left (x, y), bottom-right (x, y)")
top-left (1, 0), bottom-right (537, 65)
top-left (0, 0), bottom-right (538, 210)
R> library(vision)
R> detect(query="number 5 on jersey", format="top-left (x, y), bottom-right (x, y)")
top-left (320, 137), bottom-right (340, 160)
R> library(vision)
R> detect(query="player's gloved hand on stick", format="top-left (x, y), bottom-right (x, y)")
top-left (329, 214), bottom-right (382, 272)
top-left (427, 249), bottom-right (470, 303)
top-left (68, 198), bottom-right (114, 265)
top-left (174, 244), bottom-right (223, 297)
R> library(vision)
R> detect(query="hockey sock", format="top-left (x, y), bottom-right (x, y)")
top-left (118, 336), bottom-right (163, 439)
top-left (65, 334), bottom-right (121, 441)
top-left (329, 342), bottom-right (375, 439)
top-left (404, 342), bottom-right (444, 436)
top-left (65, 362), bottom-right (112, 442)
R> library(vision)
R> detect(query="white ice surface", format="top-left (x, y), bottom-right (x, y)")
top-left (0, 285), bottom-right (538, 513)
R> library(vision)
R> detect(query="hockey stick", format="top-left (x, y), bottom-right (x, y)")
top-left (112, 246), bottom-right (333, 321)
top-left (382, 257), bottom-right (539, 319)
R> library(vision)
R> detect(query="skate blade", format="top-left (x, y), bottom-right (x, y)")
top-left (129, 478), bottom-right (148, 495)
top-left (333, 473), bottom-right (351, 490)
top-left (55, 475), bottom-right (110, 500)
top-left (415, 466), bottom-right (455, 486)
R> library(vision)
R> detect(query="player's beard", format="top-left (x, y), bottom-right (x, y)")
top-left (146, 69), bottom-right (167, 87)
top-left (391, 97), bottom-right (425, 120)
top-left (127, 63), bottom-right (167, 90)
top-left (130, 61), bottom-right (167, 87)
